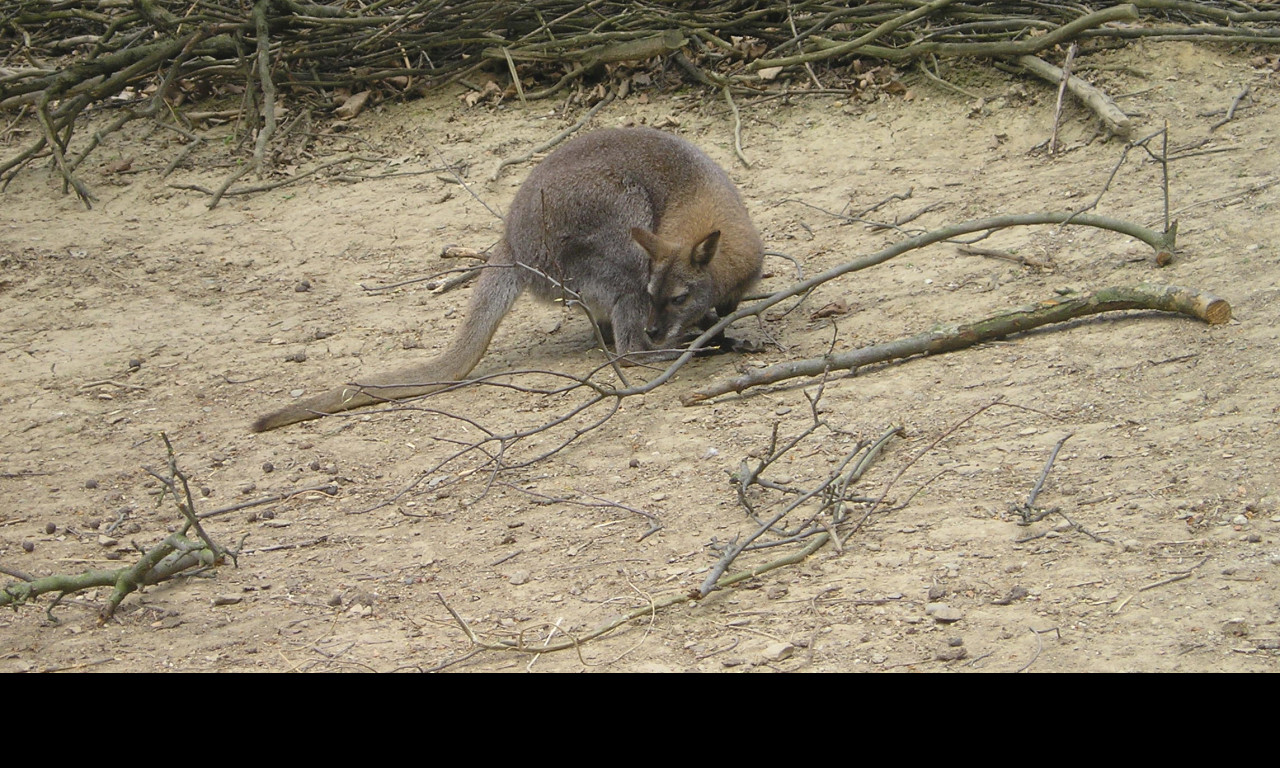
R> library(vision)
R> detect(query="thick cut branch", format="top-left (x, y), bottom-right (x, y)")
top-left (686, 285), bottom-right (1230, 404)
top-left (1015, 54), bottom-right (1132, 136)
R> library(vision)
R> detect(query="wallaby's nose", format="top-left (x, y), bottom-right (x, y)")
top-left (645, 319), bottom-right (666, 341)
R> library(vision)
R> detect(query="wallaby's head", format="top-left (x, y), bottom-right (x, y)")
top-left (631, 226), bottom-right (724, 348)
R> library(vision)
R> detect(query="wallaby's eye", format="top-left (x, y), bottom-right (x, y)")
top-left (669, 293), bottom-right (688, 307)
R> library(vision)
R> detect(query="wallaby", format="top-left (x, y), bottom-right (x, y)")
top-left (252, 127), bottom-right (763, 432)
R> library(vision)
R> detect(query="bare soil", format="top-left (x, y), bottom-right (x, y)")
top-left (2, 41), bottom-right (1278, 672)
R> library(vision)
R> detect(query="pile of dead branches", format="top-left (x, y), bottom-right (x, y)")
top-left (3, 1), bottom-right (1279, 200)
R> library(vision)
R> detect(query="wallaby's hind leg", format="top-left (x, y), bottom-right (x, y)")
top-left (594, 320), bottom-right (615, 347)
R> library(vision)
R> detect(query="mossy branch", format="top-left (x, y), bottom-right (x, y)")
top-left (0, 434), bottom-right (233, 622)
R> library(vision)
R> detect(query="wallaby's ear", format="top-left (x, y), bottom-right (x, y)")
top-left (690, 230), bottom-right (721, 267)
top-left (631, 227), bottom-right (664, 261)
top-left (633, 227), bottom-right (667, 291)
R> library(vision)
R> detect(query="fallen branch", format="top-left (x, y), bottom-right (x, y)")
top-left (170, 155), bottom-right (380, 209)
top-left (1210, 85), bottom-right (1251, 132)
top-left (687, 284), bottom-right (1230, 404)
top-left (1014, 432), bottom-right (1075, 522)
top-left (196, 483), bottom-right (339, 519)
top-left (1, 434), bottom-right (234, 622)
top-left (438, 526), bottom-right (834, 656)
top-left (957, 244), bottom-right (1053, 269)
top-left (1014, 53), bottom-right (1133, 136)
top-left (1112, 555), bottom-right (1210, 613)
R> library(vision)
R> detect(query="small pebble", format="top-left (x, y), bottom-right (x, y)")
top-left (1222, 618), bottom-right (1249, 637)
top-left (926, 602), bottom-right (963, 623)
top-left (762, 642), bottom-right (795, 662)
top-left (84, 479), bottom-right (98, 489)
top-left (295, 280), bottom-right (311, 292)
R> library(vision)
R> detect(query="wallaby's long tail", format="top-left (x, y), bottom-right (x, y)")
top-left (251, 262), bottom-right (523, 432)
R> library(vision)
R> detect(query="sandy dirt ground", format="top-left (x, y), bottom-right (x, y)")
top-left (2, 41), bottom-right (1278, 672)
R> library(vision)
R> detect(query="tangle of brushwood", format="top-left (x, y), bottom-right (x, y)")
top-left (435, 408), bottom-right (904, 659)
top-left (4, 2), bottom-right (1280, 202)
